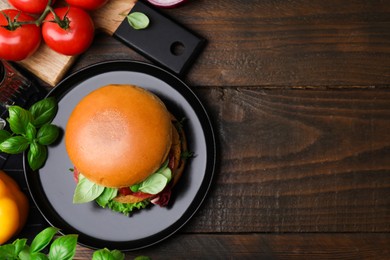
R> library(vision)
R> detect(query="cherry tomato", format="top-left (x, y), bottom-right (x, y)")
top-left (7, 0), bottom-right (56, 14)
top-left (0, 9), bottom-right (41, 61)
top-left (65, 0), bottom-right (109, 11)
top-left (42, 7), bottom-right (95, 56)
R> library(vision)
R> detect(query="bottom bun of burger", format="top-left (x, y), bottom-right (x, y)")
top-left (65, 84), bottom-right (189, 215)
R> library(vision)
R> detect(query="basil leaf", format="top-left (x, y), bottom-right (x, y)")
top-left (28, 142), bottom-right (48, 171)
top-left (160, 167), bottom-right (172, 182)
top-left (110, 250), bottom-right (125, 260)
top-left (96, 187), bottom-right (118, 208)
top-left (48, 234), bottom-right (77, 260)
top-left (0, 129), bottom-right (11, 143)
top-left (37, 124), bottom-right (60, 145)
top-left (0, 136), bottom-right (29, 154)
top-left (18, 245), bottom-right (31, 260)
top-left (31, 252), bottom-right (49, 260)
top-left (139, 173), bottom-right (168, 194)
top-left (92, 248), bottom-right (112, 260)
top-left (30, 227), bottom-right (59, 253)
top-left (0, 244), bottom-right (16, 259)
top-left (73, 174), bottom-right (105, 204)
top-left (130, 183), bottom-right (140, 192)
top-left (25, 122), bottom-right (37, 142)
top-left (29, 97), bottom-right (58, 127)
top-left (127, 12), bottom-right (149, 30)
top-left (7, 105), bottom-right (33, 134)
top-left (12, 238), bottom-right (27, 256)
top-left (93, 248), bottom-right (124, 260)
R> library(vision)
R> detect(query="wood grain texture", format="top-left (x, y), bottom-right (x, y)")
top-left (74, 0), bottom-right (390, 87)
top-left (91, 0), bottom-right (136, 35)
top-left (72, 233), bottom-right (390, 259)
top-left (183, 87), bottom-right (390, 232)
top-left (178, 0), bottom-right (390, 87)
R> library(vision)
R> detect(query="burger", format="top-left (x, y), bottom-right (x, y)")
top-left (65, 84), bottom-right (189, 215)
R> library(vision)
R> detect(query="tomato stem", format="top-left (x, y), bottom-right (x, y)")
top-left (2, 0), bottom-right (71, 30)
top-left (35, 0), bottom-right (54, 26)
top-left (0, 11), bottom-right (32, 31)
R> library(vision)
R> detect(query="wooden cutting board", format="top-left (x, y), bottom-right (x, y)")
top-left (0, 0), bottom-right (205, 86)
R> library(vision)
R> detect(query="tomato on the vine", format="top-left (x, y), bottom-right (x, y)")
top-left (42, 7), bottom-right (95, 56)
top-left (7, 0), bottom-right (56, 14)
top-left (65, 0), bottom-right (109, 11)
top-left (0, 9), bottom-right (41, 61)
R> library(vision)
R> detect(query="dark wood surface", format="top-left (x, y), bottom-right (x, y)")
top-left (3, 0), bottom-right (390, 259)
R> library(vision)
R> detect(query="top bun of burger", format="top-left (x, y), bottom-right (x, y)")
top-left (65, 84), bottom-right (172, 188)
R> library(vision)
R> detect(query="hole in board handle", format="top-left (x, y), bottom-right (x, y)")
top-left (170, 41), bottom-right (185, 56)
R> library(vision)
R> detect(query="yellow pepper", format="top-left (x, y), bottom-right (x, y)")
top-left (0, 170), bottom-right (29, 245)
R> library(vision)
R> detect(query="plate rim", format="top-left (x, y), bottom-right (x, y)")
top-left (24, 60), bottom-right (216, 251)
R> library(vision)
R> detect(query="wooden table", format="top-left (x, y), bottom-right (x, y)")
top-left (3, 0), bottom-right (390, 258)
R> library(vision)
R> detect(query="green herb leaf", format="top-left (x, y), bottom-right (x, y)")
top-left (92, 248), bottom-right (125, 260)
top-left (0, 244), bottom-right (17, 259)
top-left (37, 123), bottom-right (60, 145)
top-left (30, 227), bottom-right (59, 253)
top-left (7, 105), bottom-right (33, 134)
top-left (48, 234), bottom-right (78, 260)
top-left (12, 238), bottom-right (27, 256)
top-left (29, 97), bottom-right (58, 128)
top-left (0, 129), bottom-right (11, 143)
top-left (110, 250), bottom-right (125, 260)
top-left (138, 173), bottom-right (168, 195)
top-left (159, 167), bottom-right (172, 182)
top-left (28, 141), bottom-right (48, 171)
top-left (92, 248), bottom-right (111, 260)
top-left (131, 160), bottom-right (171, 194)
top-left (31, 252), bottom-right (49, 260)
top-left (127, 12), bottom-right (149, 30)
top-left (96, 187), bottom-right (118, 208)
top-left (130, 183), bottom-right (140, 192)
top-left (73, 174), bottom-right (105, 204)
top-left (18, 245), bottom-right (31, 260)
top-left (0, 136), bottom-right (29, 154)
top-left (25, 122), bottom-right (37, 142)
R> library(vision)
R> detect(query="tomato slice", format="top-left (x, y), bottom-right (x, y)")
top-left (72, 167), bottom-right (79, 183)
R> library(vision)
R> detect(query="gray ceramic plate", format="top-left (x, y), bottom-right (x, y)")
top-left (24, 60), bottom-right (216, 251)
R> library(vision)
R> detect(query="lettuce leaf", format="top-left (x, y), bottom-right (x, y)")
top-left (106, 200), bottom-right (150, 216)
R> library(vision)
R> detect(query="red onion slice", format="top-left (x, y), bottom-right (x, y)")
top-left (147, 0), bottom-right (188, 8)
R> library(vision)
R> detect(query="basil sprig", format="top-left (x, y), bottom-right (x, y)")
top-left (0, 227), bottom-right (128, 260)
top-left (0, 97), bottom-right (60, 170)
